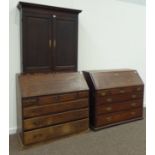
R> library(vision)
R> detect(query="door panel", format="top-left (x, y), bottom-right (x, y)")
top-left (23, 16), bottom-right (52, 72)
top-left (53, 18), bottom-right (77, 71)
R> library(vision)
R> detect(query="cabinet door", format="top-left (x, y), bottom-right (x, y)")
top-left (53, 16), bottom-right (78, 71)
top-left (23, 15), bottom-right (52, 72)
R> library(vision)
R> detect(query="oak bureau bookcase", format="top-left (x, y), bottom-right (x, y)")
top-left (83, 69), bottom-right (144, 130)
top-left (18, 2), bottom-right (81, 73)
top-left (17, 2), bottom-right (89, 145)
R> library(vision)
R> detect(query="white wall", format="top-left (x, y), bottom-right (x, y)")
top-left (9, 0), bottom-right (146, 134)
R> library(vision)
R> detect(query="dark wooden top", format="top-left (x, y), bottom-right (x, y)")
top-left (17, 2), bottom-right (82, 14)
top-left (19, 72), bottom-right (88, 98)
top-left (84, 69), bottom-right (143, 90)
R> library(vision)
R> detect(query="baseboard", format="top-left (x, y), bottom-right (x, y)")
top-left (9, 127), bottom-right (17, 135)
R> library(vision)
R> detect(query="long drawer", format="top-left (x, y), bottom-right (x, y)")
top-left (22, 91), bottom-right (88, 107)
top-left (23, 118), bottom-right (89, 145)
top-left (95, 108), bottom-right (143, 127)
top-left (24, 108), bottom-right (88, 130)
top-left (96, 93), bottom-right (143, 105)
top-left (96, 99), bottom-right (143, 115)
top-left (23, 98), bottom-right (88, 118)
top-left (97, 86), bottom-right (143, 97)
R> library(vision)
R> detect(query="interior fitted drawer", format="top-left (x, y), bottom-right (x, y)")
top-left (22, 91), bottom-right (88, 107)
top-left (97, 85), bottom-right (143, 97)
top-left (96, 93), bottom-right (143, 105)
top-left (24, 108), bottom-right (88, 130)
top-left (23, 118), bottom-right (89, 145)
top-left (95, 108), bottom-right (143, 127)
top-left (23, 98), bottom-right (88, 118)
top-left (96, 99), bottom-right (143, 115)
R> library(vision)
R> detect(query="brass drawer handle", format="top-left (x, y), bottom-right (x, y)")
top-left (106, 107), bottom-right (112, 111)
top-left (106, 117), bottom-right (112, 121)
top-left (131, 102), bottom-right (137, 107)
top-left (101, 92), bottom-right (106, 96)
top-left (107, 98), bottom-right (112, 102)
top-left (131, 111), bottom-right (136, 115)
top-left (137, 87), bottom-right (142, 91)
top-left (131, 94), bottom-right (137, 99)
top-left (120, 90), bottom-right (125, 93)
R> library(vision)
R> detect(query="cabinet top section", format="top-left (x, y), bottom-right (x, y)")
top-left (84, 69), bottom-right (144, 90)
top-left (18, 72), bottom-right (88, 98)
top-left (18, 2), bottom-right (82, 14)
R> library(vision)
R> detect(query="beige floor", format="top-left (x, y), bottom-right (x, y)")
top-left (10, 110), bottom-right (145, 155)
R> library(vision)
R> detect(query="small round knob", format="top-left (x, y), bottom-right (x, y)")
top-left (131, 94), bottom-right (137, 99)
top-left (53, 15), bottom-right (56, 18)
top-left (106, 107), bottom-right (112, 111)
top-left (120, 90), bottom-right (125, 93)
top-left (106, 117), bottom-right (112, 121)
top-left (101, 92), bottom-right (106, 96)
top-left (131, 103), bottom-right (137, 107)
top-left (107, 98), bottom-right (112, 102)
top-left (131, 111), bottom-right (136, 115)
top-left (137, 87), bottom-right (142, 91)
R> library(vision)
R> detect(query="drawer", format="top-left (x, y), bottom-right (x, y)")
top-left (23, 91), bottom-right (88, 107)
top-left (95, 108), bottom-right (143, 127)
top-left (23, 118), bottom-right (88, 145)
top-left (97, 86), bottom-right (144, 97)
top-left (24, 108), bottom-right (88, 130)
top-left (96, 92), bottom-right (143, 105)
top-left (96, 99), bottom-right (143, 115)
top-left (23, 98), bottom-right (88, 118)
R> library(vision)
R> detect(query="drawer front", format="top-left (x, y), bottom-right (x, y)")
top-left (23, 118), bottom-right (88, 145)
top-left (97, 86), bottom-right (144, 97)
top-left (23, 98), bottom-right (88, 118)
top-left (96, 99), bottom-right (143, 115)
top-left (96, 93), bottom-right (143, 105)
top-left (24, 108), bottom-right (88, 130)
top-left (95, 108), bottom-right (143, 127)
top-left (23, 91), bottom-right (88, 107)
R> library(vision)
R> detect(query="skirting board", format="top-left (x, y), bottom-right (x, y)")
top-left (9, 127), bottom-right (17, 135)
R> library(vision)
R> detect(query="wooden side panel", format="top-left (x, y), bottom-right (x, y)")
top-left (24, 108), bottom-right (88, 130)
top-left (16, 74), bottom-right (23, 140)
top-left (23, 119), bottom-right (88, 145)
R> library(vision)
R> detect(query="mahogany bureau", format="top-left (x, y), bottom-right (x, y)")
top-left (83, 69), bottom-right (144, 130)
top-left (17, 72), bottom-right (89, 145)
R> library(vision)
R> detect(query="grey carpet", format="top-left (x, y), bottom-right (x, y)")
top-left (9, 110), bottom-right (145, 155)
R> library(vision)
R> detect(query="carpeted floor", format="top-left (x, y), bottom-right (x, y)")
top-left (9, 109), bottom-right (145, 155)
